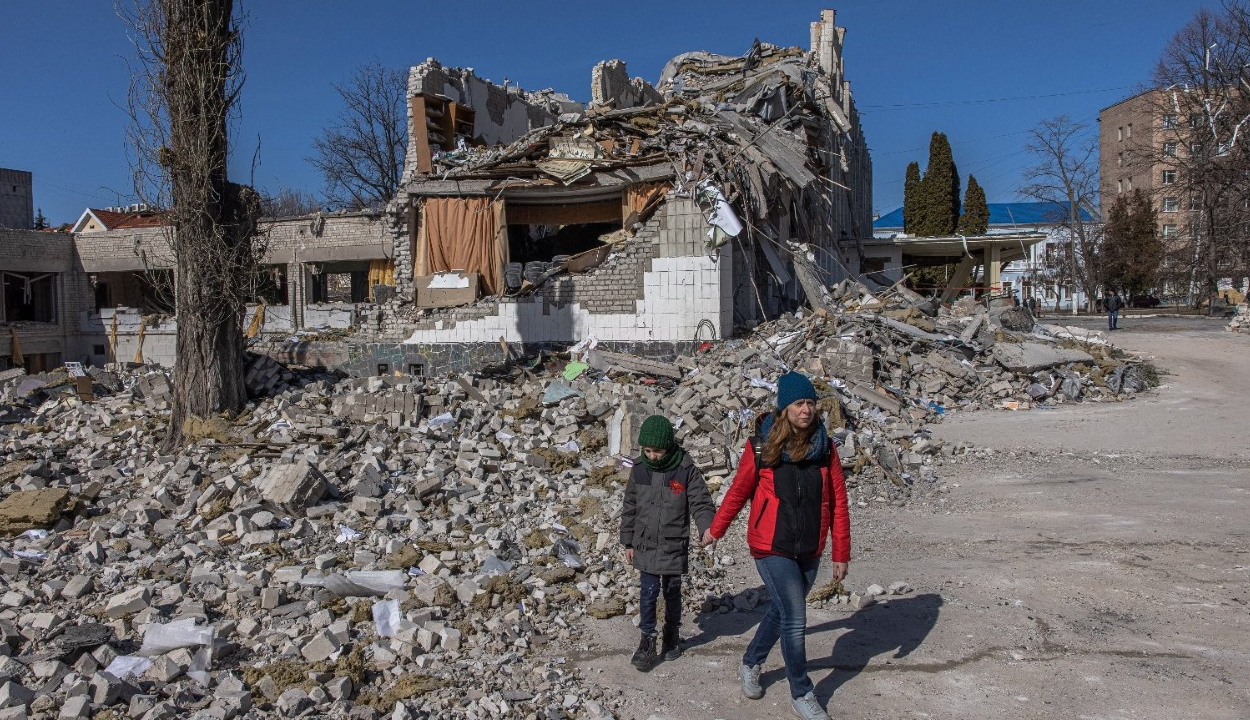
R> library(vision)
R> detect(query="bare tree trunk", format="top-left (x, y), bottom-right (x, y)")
top-left (154, 0), bottom-right (257, 448)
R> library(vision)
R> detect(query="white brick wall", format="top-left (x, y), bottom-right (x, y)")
top-left (402, 246), bottom-right (731, 345)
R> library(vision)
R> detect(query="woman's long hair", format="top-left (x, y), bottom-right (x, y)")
top-left (761, 410), bottom-right (816, 467)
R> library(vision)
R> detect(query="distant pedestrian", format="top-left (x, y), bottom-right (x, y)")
top-left (1106, 291), bottom-right (1122, 330)
top-left (620, 415), bottom-right (715, 672)
top-left (703, 372), bottom-right (850, 720)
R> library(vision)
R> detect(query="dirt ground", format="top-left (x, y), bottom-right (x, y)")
top-left (571, 316), bottom-right (1250, 720)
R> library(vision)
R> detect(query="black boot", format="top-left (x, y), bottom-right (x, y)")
top-left (661, 624), bottom-right (682, 661)
top-left (631, 633), bottom-right (657, 672)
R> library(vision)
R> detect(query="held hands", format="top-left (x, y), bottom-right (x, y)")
top-left (700, 529), bottom-right (718, 548)
top-left (831, 561), bottom-right (848, 582)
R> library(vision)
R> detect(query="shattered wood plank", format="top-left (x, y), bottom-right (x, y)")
top-left (587, 349), bottom-right (682, 380)
top-left (455, 376), bottom-right (489, 405)
top-left (790, 244), bottom-right (833, 313)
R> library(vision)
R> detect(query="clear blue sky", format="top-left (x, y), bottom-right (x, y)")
top-left (0, 0), bottom-right (1212, 226)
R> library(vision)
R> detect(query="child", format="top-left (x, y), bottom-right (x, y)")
top-left (619, 415), bottom-right (715, 671)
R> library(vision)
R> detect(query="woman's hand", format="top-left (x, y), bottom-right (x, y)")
top-left (700, 529), bottom-right (717, 547)
top-left (624, 548), bottom-right (634, 564)
top-left (831, 562), bottom-right (848, 582)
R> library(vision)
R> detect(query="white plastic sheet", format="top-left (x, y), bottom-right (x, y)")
top-left (140, 618), bottom-right (215, 657)
top-left (372, 599), bottom-right (401, 638)
top-left (104, 656), bottom-right (152, 680)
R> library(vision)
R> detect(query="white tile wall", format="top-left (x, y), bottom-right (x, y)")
top-left (402, 247), bottom-right (733, 346)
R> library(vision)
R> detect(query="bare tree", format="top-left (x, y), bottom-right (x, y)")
top-left (259, 187), bottom-right (321, 218)
top-left (1020, 116), bottom-right (1104, 311)
top-left (123, 0), bottom-right (263, 448)
top-left (308, 62), bottom-right (407, 210)
top-left (1150, 0), bottom-right (1250, 305)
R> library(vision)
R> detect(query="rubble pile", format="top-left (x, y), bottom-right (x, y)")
top-left (0, 285), bottom-right (1150, 719)
top-left (1228, 301), bottom-right (1248, 332)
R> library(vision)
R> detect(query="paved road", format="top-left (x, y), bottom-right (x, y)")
top-left (575, 316), bottom-right (1250, 720)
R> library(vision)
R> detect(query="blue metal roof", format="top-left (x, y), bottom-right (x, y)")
top-left (873, 201), bottom-right (1093, 229)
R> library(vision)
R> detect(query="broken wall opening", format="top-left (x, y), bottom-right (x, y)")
top-left (90, 270), bottom-right (175, 314)
top-left (2, 271), bottom-right (57, 323)
top-left (251, 264), bottom-right (290, 306)
top-left (307, 262), bottom-right (370, 304)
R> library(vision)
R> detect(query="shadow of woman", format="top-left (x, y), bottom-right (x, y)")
top-left (755, 594), bottom-right (944, 699)
top-left (681, 585), bottom-right (770, 654)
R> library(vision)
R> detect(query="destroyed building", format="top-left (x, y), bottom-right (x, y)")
top-left (2, 10), bottom-right (872, 378)
top-left (378, 10), bottom-right (873, 372)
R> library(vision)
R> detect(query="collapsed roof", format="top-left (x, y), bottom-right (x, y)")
top-left (402, 10), bottom-right (872, 288)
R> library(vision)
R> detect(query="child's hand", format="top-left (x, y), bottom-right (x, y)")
top-left (831, 562), bottom-right (848, 582)
top-left (700, 530), bottom-right (717, 547)
top-left (624, 548), bottom-right (634, 564)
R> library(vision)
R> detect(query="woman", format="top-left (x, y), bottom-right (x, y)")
top-left (702, 371), bottom-right (850, 720)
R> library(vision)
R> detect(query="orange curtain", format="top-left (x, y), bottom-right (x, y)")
top-left (418, 197), bottom-right (507, 296)
top-left (367, 259), bottom-right (396, 300)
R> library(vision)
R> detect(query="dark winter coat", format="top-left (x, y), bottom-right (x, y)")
top-left (619, 455), bottom-right (715, 576)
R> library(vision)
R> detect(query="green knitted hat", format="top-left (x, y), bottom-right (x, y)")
top-left (637, 415), bottom-right (675, 450)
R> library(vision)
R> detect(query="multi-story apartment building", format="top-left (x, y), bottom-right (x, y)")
top-left (1100, 88), bottom-right (1248, 301)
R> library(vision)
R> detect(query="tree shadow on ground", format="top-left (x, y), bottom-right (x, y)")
top-left (682, 585), bottom-right (769, 653)
top-left (754, 594), bottom-right (944, 700)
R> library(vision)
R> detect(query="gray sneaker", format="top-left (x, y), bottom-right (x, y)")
top-left (790, 691), bottom-right (830, 720)
top-left (739, 663), bottom-right (763, 699)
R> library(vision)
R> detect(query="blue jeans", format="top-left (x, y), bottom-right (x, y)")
top-left (1108, 310), bottom-right (1118, 329)
top-left (744, 554), bottom-right (821, 698)
top-left (638, 572), bottom-right (681, 635)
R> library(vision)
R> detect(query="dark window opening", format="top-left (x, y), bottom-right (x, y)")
top-left (3, 351), bottom-right (60, 373)
top-left (506, 221), bottom-right (621, 266)
top-left (2, 271), bottom-right (57, 323)
top-left (377, 363), bottom-right (390, 376)
top-left (307, 262), bottom-right (370, 304)
top-left (94, 283), bottom-right (111, 312)
top-left (251, 265), bottom-right (289, 305)
top-left (93, 344), bottom-right (107, 356)
top-left (861, 256), bottom-right (888, 273)
top-left (406, 363), bottom-right (425, 377)
top-left (138, 270), bottom-right (175, 313)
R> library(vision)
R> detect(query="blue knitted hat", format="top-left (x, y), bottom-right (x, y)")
top-left (776, 372), bottom-right (817, 411)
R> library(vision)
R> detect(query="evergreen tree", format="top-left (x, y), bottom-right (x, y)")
top-left (915, 132), bottom-right (960, 236)
top-left (1103, 189), bottom-right (1163, 296)
top-left (902, 161), bottom-right (921, 233)
top-left (957, 175), bottom-right (989, 234)
top-left (33, 208), bottom-right (48, 230)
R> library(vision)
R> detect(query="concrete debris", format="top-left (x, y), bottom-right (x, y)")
top-left (0, 276), bottom-right (1147, 720)
top-left (1228, 302), bottom-right (1248, 332)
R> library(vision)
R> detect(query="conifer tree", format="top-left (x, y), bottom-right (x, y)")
top-left (902, 161), bottom-right (921, 233)
top-left (915, 132), bottom-right (960, 236)
top-left (33, 208), bottom-right (48, 230)
top-left (957, 175), bottom-right (989, 234)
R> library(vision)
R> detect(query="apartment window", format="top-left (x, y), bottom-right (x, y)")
top-left (1162, 197), bottom-right (1179, 213)
top-left (1117, 126), bottom-right (1124, 141)
top-left (1162, 114), bottom-right (1178, 129)
top-left (1126, 123), bottom-right (1133, 138)
top-left (2, 272), bottom-right (57, 324)
top-left (1162, 224), bottom-right (1178, 238)
top-left (1163, 142), bottom-right (1178, 157)
top-left (1117, 179), bottom-right (1123, 194)
top-left (1162, 170), bottom-right (1177, 185)
top-left (1191, 142), bottom-right (1204, 155)
top-left (1189, 196), bottom-right (1201, 211)
top-left (1189, 115), bottom-right (1202, 129)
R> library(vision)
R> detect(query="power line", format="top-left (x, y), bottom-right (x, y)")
top-left (861, 86), bottom-right (1134, 112)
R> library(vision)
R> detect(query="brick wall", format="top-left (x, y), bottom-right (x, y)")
top-left (396, 195), bottom-right (732, 345)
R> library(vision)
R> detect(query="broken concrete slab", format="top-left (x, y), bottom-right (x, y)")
top-left (254, 461), bottom-right (328, 513)
top-left (0, 489), bottom-right (71, 534)
top-left (992, 342), bottom-right (1095, 373)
